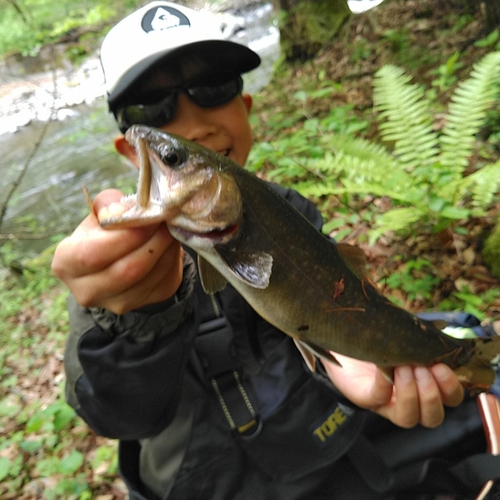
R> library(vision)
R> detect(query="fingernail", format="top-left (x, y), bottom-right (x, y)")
top-left (415, 366), bottom-right (431, 383)
top-left (97, 202), bottom-right (128, 221)
top-left (431, 364), bottom-right (449, 381)
top-left (398, 366), bottom-right (414, 382)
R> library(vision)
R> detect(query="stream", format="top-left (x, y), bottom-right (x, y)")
top-left (0, 2), bottom-right (280, 255)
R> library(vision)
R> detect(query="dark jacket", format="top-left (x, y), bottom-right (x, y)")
top-left (63, 185), bottom-right (366, 500)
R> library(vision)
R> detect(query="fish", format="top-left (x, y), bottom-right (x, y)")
top-left (99, 125), bottom-right (500, 389)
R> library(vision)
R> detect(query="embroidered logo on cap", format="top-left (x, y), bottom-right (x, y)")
top-left (141, 6), bottom-right (190, 33)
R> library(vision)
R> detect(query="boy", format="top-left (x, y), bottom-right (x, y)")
top-left (52, 2), bottom-right (463, 499)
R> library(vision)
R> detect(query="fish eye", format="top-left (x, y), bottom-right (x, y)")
top-left (160, 148), bottom-right (186, 169)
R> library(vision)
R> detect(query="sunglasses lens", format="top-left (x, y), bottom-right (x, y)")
top-left (116, 73), bottom-right (242, 132)
top-left (188, 75), bottom-right (242, 108)
top-left (117, 95), bottom-right (178, 133)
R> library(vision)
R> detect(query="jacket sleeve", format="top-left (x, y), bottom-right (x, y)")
top-left (63, 252), bottom-right (199, 440)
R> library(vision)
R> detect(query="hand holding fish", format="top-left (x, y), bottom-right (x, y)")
top-left (323, 354), bottom-right (464, 428)
top-left (52, 189), bottom-right (183, 314)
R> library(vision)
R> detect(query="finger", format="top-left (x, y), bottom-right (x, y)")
top-left (430, 363), bottom-right (464, 408)
top-left (78, 189), bottom-right (125, 228)
top-left (57, 188), bottom-right (157, 278)
top-left (414, 367), bottom-right (445, 428)
top-left (72, 225), bottom-right (178, 307)
top-left (105, 225), bottom-right (182, 295)
top-left (65, 224), bottom-right (160, 279)
top-left (392, 366), bottom-right (420, 428)
top-left (92, 188), bottom-right (126, 213)
top-left (100, 243), bottom-right (184, 313)
top-left (367, 367), bottom-right (395, 407)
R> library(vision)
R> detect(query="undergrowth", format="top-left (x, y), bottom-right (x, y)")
top-left (0, 244), bottom-right (119, 499)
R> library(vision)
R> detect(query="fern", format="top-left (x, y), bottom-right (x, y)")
top-left (448, 160), bottom-right (500, 215)
top-left (369, 207), bottom-right (427, 244)
top-left (373, 65), bottom-right (440, 171)
top-left (439, 51), bottom-right (500, 174)
top-left (368, 53), bottom-right (500, 236)
top-left (254, 52), bottom-right (500, 242)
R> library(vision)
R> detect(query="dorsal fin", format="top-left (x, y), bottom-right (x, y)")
top-left (336, 243), bottom-right (368, 279)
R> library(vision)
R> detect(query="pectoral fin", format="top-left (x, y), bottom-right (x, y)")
top-left (198, 256), bottom-right (228, 294)
top-left (297, 338), bottom-right (342, 367)
top-left (377, 366), bottom-right (394, 383)
top-left (217, 249), bottom-right (273, 289)
top-left (293, 339), bottom-right (317, 372)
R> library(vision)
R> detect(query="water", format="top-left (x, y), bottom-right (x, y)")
top-left (0, 102), bottom-right (139, 253)
top-left (0, 2), bottom-right (279, 255)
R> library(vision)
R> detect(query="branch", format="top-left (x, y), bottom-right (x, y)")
top-left (0, 121), bottom-right (51, 234)
top-left (0, 231), bottom-right (62, 242)
top-left (5, 0), bottom-right (32, 27)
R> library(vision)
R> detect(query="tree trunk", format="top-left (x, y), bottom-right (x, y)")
top-left (437, 0), bottom-right (500, 31)
top-left (272, 0), bottom-right (351, 62)
top-left (483, 0), bottom-right (500, 31)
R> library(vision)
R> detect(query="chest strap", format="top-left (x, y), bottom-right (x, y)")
top-left (195, 315), bottom-right (259, 434)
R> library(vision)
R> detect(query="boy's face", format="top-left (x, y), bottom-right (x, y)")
top-left (160, 92), bottom-right (253, 167)
top-left (115, 64), bottom-right (254, 168)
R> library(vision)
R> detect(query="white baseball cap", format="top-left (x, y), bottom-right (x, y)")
top-left (101, 1), bottom-right (261, 109)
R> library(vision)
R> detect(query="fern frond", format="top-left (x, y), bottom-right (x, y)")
top-left (373, 65), bottom-right (439, 171)
top-left (326, 134), bottom-right (394, 170)
top-left (368, 207), bottom-right (427, 245)
top-left (440, 51), bottom-right (500, 174)
top-left (297, 135), bottom-right (424, 205)
top-left (440, 160), bottom-right (500, 214)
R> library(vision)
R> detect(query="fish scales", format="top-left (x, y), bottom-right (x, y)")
top-left (99, 125), bottom-right (500, 389)
top-left (219, 163), bottom-right (473, 366)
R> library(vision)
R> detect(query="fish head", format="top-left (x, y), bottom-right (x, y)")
top-left (100, 126), bottom-right (243, 245)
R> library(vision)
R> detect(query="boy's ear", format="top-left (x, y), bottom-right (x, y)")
top-left (114, 136), bottom-right (139, 168)
top-left (242, 93), bottom-right (252, 113)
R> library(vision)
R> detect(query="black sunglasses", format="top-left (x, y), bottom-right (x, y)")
top-left (115, 72), bottom-right (243, 133)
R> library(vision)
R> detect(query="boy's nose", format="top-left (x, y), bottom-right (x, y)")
top-left (170, 94), bottom-right (219, 143)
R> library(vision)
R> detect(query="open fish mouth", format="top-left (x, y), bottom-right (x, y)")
top-left (170, 222), bottom-right (239, 242)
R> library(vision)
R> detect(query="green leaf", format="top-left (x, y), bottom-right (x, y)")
top-left (53, 404), bottom-right (76, 432)
top-left (0, 398), bottom-right (20, 418)
top-left (60, 450), bottom-right (84, 474)
top-left (19, 439), bottom-right (43, 453)
top-left (25, 413), bottom-right (44, 433)
top-left (293, 91), bottom-right (308, 102)
top-left (0, 457), bottom-right (10, 481)
top-left (440, 206), bottom-right (470, 219)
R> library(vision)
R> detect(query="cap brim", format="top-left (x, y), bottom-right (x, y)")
top-left (108, 40), bottom-right (260, 110)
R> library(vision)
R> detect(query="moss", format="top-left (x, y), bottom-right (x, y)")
top-left (279, 0), bottom-right (351, 62)
top-left (483, 219), bottom-right (500, 278)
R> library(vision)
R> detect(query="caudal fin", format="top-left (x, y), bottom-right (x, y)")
top-left (454, 336), bottom-right (500, 391)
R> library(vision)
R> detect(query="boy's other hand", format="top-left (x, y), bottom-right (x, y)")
top-left (323, 354), bottom-right (464, 429)
top-left (52, 189), bottom-right (183, 314)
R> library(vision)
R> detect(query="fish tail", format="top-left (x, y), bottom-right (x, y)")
top-left (454, 336), bottom-right (500, 390)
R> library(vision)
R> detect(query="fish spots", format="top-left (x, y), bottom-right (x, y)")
top-left (333, 278), bottom-right (345, 301)
top-left (297, 325), bottom-right (309, 332)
